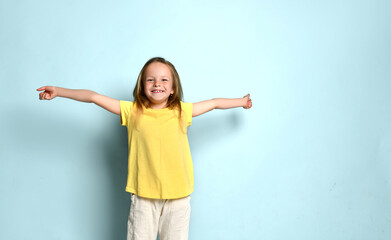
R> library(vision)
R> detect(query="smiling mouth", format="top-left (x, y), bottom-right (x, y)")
top-left (151, 90), bottom-right (165, 93)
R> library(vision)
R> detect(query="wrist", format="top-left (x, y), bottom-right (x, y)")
top-left (55, 86), bottom-right (64, 97)
top-left (241, 97), bottom-right (247, 107)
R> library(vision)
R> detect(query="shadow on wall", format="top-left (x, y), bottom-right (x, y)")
top-left (99, 122), bottom-right (130, 240)
top-left (189, 110), bottom-right (243, 153)
top-left (16, 104), bottom-right (130, 239)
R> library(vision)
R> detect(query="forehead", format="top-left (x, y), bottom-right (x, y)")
top-left (145, 62), bottom-right (172, 78)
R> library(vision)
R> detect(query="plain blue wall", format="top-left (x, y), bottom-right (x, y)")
top-left (1, 0), bottom-right (390, 239)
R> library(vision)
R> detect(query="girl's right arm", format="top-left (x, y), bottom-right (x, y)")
top-left (37, 86), bottom-right (121, 116)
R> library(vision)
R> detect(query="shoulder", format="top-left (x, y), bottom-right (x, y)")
top-left (119, 101), bottom-right (135, 126)
top-left (180, 101), bottom-right (193, 110)
top-left (180, 101), bottom-right (193, 125)
top-left (120, 100), bottom-right (134, 107)
top-left (120, 101), bottom-right (136, 115)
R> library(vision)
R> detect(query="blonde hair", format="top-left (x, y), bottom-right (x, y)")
top-left (132, 57), bottom-right (185, 127)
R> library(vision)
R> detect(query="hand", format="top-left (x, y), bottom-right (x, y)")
top-left (37, 86), bottom-right (58, 100)
top-left (243, 93), bottom-right (252, 109)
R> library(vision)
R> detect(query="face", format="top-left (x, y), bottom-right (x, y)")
top-left (143, 62), bottom-right (175, 109)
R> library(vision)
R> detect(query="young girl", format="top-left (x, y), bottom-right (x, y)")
top-left (37, 57), bottom-right (252, 240)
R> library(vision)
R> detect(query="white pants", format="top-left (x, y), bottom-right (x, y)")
top-left (127, 193), bottom-right (191, 240)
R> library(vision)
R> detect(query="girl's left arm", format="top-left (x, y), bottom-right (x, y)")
top-left (192, 94), bottom-right (252, 117)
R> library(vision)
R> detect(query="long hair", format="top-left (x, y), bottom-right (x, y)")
top-left (132, 57), bottom-right (185, 127)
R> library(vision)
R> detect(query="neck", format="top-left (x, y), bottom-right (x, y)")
top-left (149, 102), bottom-right (168, 109)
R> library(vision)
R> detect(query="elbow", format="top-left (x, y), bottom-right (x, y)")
top-left (212, 98), bottom-right (220, 109)
top-left (89, 91), bottom-right (99, 103)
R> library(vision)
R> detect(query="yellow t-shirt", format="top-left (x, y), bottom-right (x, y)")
top-left (120, 101), bottom-right (194, 199)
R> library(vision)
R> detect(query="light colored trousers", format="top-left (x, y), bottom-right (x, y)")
top-left (127, 193), bottom-right (191, 240)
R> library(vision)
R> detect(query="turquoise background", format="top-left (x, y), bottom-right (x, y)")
top-left (1, 0), bottom-right (390, 239)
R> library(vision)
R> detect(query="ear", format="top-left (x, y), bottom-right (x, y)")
top-left (171, 89), bottom-right (174, 94)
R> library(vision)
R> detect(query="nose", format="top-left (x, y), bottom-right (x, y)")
top-left (153, 80), bottom-right (160, 87)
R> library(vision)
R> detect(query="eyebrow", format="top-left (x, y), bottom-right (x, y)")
top-left (146, 76), bottom-right (170, 79)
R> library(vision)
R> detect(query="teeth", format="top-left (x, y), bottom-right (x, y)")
top-left (152, 90), bottom-right (163, 93)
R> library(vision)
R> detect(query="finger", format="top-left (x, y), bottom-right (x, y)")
top-left (37, 86), bottom-right (46, 91)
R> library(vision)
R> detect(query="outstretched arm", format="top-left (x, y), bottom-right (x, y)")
top-left (37, 86), bottom-right (121, 115)
top-left (192, 94), bottom-right (252, 117)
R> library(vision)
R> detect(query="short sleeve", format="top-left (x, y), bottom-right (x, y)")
top-left (120, 101), bottom-right (133, 126)
top-left (181, 102), bottom-right (193, 126)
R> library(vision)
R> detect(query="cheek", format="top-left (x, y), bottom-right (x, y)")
top-left (144, 82), bottom-right (152, 90)
top-left (166, 82), bottom-right (174, 89)
top-left (143, 84), bottom-right (150, 94)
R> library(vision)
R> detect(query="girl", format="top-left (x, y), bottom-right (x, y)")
top-left (37, 57), bottom-right (252, 240)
